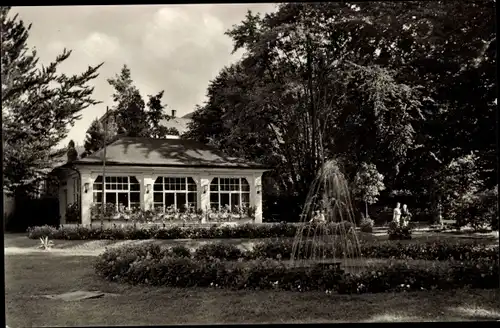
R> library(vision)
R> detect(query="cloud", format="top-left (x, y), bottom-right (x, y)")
top-left (11, 4), bottom-right (277, 147)
top-left (82, 32), bottom-right (120, 59)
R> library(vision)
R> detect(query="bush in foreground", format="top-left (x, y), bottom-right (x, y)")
top-left (27, 221), bottom-right (354, 240)
top-left (95, 246), bottom-right (499, 294)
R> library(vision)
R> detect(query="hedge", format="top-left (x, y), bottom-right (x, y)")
top-left (94, 245), bottom-right (499, 294)
top-left (95, 239), bottom-right (499, 271)
top-left (249, 239), bottom-right (499, 262)
top-left (27, 221), bottom-right (355, 240)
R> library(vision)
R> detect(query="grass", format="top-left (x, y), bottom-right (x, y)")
top-left (5, 251), bottom-right (500, 325)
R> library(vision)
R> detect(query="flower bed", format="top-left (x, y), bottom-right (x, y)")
top-left (89, 203), bottom-right (257, 223)
top-left (94, 243), bottom-right (499, 293)
top-left (27, 221), bottom-right (355, 240)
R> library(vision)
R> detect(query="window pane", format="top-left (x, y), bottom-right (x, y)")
top-left (93, 192), bottom-right (102, 203)
top-left (154, 192), bottom-right (163, 203)
top-left (118, 193), bottom-right (129, 207)
top-left (231, 193), bottom-right (240, 208)
top-left (210, 193), bottom-right (218, 203)
top-left (130, 177), bottom-right (139, 184)
top-left (106, 192), bottom-right (116, 205)
top-left (241, 192), bottom-right (250, 205)
top-left (105, 176), bottom-right (111, 183)
top-left (188, 192), bottom-right (197, 206)
top-left (130, 192), bottom-right (140, 203)
top-left (165, 193), bottom-right (175, 207)
top-left (154, 177), bottom-right (163, 184)
top-left (105, 183), bottom-right (111, 190)
top-left (176, 193), bottom-right (186, 210)
top-left (187, 178), bottom-right (197, 191)
top-left (210, 182), bottom-right (218, 191)
top-left (130, 183), bottom-right (140, 191)
top-left (154, 182), bottom-right (163, 191)
top-left (94, 176), bottom-right (103, 183)
top-left (220, 193), bottom-right (230, 207)
top-left (241, 179), bottom-right (250, 191)
top-left (93, 183), bottom-right (102, 191)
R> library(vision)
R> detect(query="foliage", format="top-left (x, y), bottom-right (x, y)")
top-left (94, 244), bottom-right (499, 293)
top-left (27, 221), bottom-right (353, 240)
top-left (185, 2), bottom-right (496, 221)
top-left (353, 163), bottom-right (385, 219)
top-left (194, 243), bottom-right (243, 261)
top-left (38, 236), bottom-right (54, 250)
top-left (146, 90), bottom-right (175, 138)
top-left (107, 65), bottom-right (149, 137)
top-left (1, 7), bottom-right (102, 196)
top-left (83, 119), bottom-right (105, 156)
top-left (65, 202), bottom-right (80, 223)
top-left (66, 140), bottom-right (78, 162)
top-left (387, 221), bottom-right (412, 240)
top-left (359, 217), bottom-right (374, 233)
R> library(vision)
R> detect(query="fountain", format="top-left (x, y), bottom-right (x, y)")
top-left (290, 159), bottom-right (365, 273)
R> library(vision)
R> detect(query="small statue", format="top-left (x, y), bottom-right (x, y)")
top-left (393, 202), bottom-right (401, 226)
top-left (310, 209), bottom-right (326, 223)
top-left (401, 204), bottom-right (411, 227)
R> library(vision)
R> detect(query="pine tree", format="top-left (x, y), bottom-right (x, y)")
top-left (83, 118), bottom-right (105, 156)
top-left (107, 65), bottom-right (148, 137)
top-left (1, 7), bottom-right (103, 196)
top-left (146, 90), bottom-right (173, 138)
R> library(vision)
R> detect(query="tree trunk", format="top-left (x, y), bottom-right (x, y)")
top-left (365, 201), bottom-right (369, 219)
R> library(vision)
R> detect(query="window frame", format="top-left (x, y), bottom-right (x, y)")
top-left (153, 177), bottom-right (197, 212)
top-left (209, 177), bottom-right (250, 211)
top-left (92, 176), bottom-right (141, 210)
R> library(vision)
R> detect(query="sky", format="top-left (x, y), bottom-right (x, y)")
top-left (12, 4), bottom-right (277, 147)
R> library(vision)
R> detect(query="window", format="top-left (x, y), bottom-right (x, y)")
top-left (210, 178), bottom-right (250, 211)
top-left (153, 177), bottom-right (197, 212)
top-left (72, 177), bottom-right (80, 206)
top-left (92, 176), bottom-right (140, 209)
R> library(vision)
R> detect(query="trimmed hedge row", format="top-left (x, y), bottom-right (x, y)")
top-left (94, 245), bottom-right (499, 293)
top-left (250, 239), bottom-right (499, 262)
top-left (96, 239), bottom-right (499, 271)
top-left (27, 222), bottom-right (355, 240)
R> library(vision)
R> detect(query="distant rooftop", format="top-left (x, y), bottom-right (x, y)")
top-left (98, 109), bottom-right (194, 135)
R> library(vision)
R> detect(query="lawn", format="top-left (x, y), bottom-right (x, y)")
top-left (5, 249), bottom-right (500, 325)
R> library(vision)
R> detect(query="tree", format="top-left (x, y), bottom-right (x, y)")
top-left (146, 90), bottom-right (173, 138)
top-left (1, 7), bottom-right (102, 197)
top-left (188, 4), bottom-right (423, 205)
top-left (353, 163), bottom-right (386, 219)
top-left (107, 65), bottom-right (148, 137)
top-left (83, 118), bottom-right (105, 156)
top-left (186, 2), bottom-right (496, 220)
top-left (66, 140), bottom-right (78, 162)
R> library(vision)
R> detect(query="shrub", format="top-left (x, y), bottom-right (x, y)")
top-left (359, 217), bottom-right (374, 233)
top-left (95, 246), bottom-right (499, 293)
top-left (194, 243), bottom-right (243, 261)
top-left (387, 221), bottom-right (412, 240)
top-left (27, 221), bottom-right (355, 240)
top-left (247, 239), bottom-right (498, 262)
top-left (170, 245), bottom-right (192, 258)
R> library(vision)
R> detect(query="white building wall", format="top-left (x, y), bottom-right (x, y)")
top-left (74, 166), bottom-right (267, 226)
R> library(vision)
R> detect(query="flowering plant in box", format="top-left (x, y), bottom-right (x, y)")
top-left (90, 203), bottom-right (116, 220)
top-left (165, 205), bottom-right (180, 221)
